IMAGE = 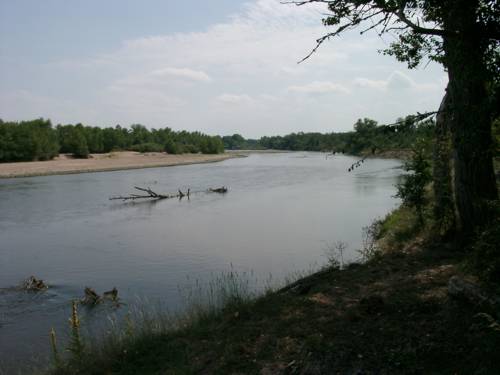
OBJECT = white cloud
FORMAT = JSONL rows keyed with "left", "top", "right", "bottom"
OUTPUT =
{"left": 387, "top": 70, "right": 414, "bottom": 89}
{"left": 288, "top": 81, "right": 350, "bottom": 95}
{"left": 150, "top": 67, "right": 212, "bottom": 82}
{"left": 353, "top": 77, "right": 387, "bottom": 90}
{"left": 1, "top": 0, "right": 447, "bottom": 137}
{"left": 0, "top": 90, "right": 98, "bottom": 124}
{"left": 216, "top": 94, "right": 253, "bottom": 105}
{"left": 353, "top": 70, "right": 442, "bottom": 92}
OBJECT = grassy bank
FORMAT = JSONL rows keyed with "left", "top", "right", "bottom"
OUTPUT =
{"left": 42, "top": 202, "right": 500, "bottom": 375}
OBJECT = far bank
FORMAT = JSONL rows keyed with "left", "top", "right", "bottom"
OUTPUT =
{"left": 0, "top": 151, "right": 246, "bottom": 179}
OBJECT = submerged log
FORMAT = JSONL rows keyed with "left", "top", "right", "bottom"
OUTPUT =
{"left": 347, "top": 157, "right": 367, "bottom": 172}
{"left": 21, "top": 276, "right": 48, "bottom": 291}
{"left": 82, "top": 287, "right": 101, "bottom": 305}
{"left": 209, "top": 186, "right": 228, "bottom": 193}
{"left": 81, "top": 286, "right": 120, "bottom": 306}
{"left": 103, "top": 287, "right": 118, "bottom": 302}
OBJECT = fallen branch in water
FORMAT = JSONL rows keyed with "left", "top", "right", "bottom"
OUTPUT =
{"left": 110, "top": 186, "right": 228, "bottom": 201}
{"left": 348, "top": 157, "right": 367, "bottom": 172}
{"left": 109, "top": 186, "right": 173, "bottom": 201}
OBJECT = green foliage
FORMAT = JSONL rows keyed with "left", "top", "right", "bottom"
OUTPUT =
{"left": 396, "top": 139, "right": 432, "bottom": 225}
{"left": 0, "top": 118, "right": 59, "bottom": 162}
{"left": 49, "top": 269, "right": 259, "bottom": 374}
{"left": 222, "top": 134, "right": 262, "bottom": 150}
{"left": 164, "top": 139, "right": 179, "bottom": 154}
{"left": 376, "top": 206, "right": 421, "bottom": 250}
{"left": 317, "top": 1, "right": 498, "bottom": 79}
{"left": 67, "top": 125, "right": 89, "bottom": 159}
{"left": 129, "top": 143, "right": 164, "bottom": 153}
{"left": 0, "top": 119, "right": 225, "bottom": 162}
{"left": 357, "top": 220, "right": 383, "bottom": 262}
{"left": 254, "top": 116, "right": 434, "bottom": 154}
{"left": 57, "top": 124, "right": 90, "bottom": 158}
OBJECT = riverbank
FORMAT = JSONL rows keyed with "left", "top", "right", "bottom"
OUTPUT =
{"left": 45, "top": 206, "right": 500, "bottom": 375}
{"left": 365, "top": 149, "right": 412, "bottom": 159}
{"left": 0, "top": 152, "right": 245, "bottom": 179}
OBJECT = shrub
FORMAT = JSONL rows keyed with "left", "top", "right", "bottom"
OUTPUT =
{"left": 128, "top": 143, "right": 164, "bottom": 153}
{"left": 164, "top": 139, "right": 178, "bottom": 154}
{"left": 70, "top": 129, "right": 90, "bottom": 158}
{"left": 0, "top": 119, "right": 59, "bottom": 162}
{"left": 396, "top": 139, "right": 432, "bottom": 225}
{"left": 468, "top": 203, "right": 500, "bottom": 283}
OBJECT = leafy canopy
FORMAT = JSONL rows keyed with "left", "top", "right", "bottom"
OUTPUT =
{"left": 290, "top": 0, "right": 499, "bottom": 75}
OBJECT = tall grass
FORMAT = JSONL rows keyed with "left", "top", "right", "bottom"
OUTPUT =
{"left": 179, "top": 267, "right": 256, "bottom": 322}
{"left": 47, "top": 266, "right": 276, "bottom": 374}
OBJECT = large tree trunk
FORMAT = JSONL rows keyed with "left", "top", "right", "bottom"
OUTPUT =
{"left": 433, "top": 89, "right": 456, "bottom": 234}
{"left": 443, "top": 0, "right": 498, "bottom": 237}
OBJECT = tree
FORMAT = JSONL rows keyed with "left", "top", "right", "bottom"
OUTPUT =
{"left": 69, "top": 126, "right": 89, "bottom": 158}
{"left": 291, "top": 0, "right": 499, "bottom": 235}
{"left": 0, "top": 119, "right": 59, "bottom": 162}
{"left": 397, "top": 139, "right": 432, "bottom": 225}
{"left": 433, "top": 92, "right": 455, "bottom": 233}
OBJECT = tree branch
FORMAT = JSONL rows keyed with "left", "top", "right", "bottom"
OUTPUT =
{"left": 393, "top": 7, "right": 448, "bottom": 37}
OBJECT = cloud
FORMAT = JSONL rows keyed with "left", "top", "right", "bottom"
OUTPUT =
{"left": 0, "top": 90, "right": 97, "bottom": 124}
{"left": 386, "top": 70, "right": 414, "bottom": 89}
{"left": 353, "top": 77, "right": 387, "bottom": 90}
{"left": 288, "top": 81, "right": 350, "bottom": 95}
{"left": 216, "top": 94, "right": 253, "bottom": 105}
{"left": 1, "top": 0, "right": 447, "bottom": 137}
{"left": 150, "top": 67, "right": 212, "bottom": 82}
{"left": 353, "top": 71, "right": 442, "bottom": 92}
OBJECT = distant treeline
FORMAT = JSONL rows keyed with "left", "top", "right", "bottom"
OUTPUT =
{"left": 0, "top": 119, "right": 224, "bottom": 162}
{"left": 223, "top": 116, "right": 435, "bottom": 155}
{"left": 2, "top": 115, "right": 465, "bottom": 163}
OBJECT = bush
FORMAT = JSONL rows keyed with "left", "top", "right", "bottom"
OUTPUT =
{"left": 182, "top": 144, "right": 200, "bottom": 154}
{"left": 164, "top": 139, "right": 179, "bottom": 154}
{"left": 396, "top": 139, "right": 432, "bottom": 225}
{"left": 70, "top": 129, "right": 90, "bottom": 158}
{"left": 468, "top": 204, "right": 500, "bottom": 283}
{"left": 128, "top": 143, "right": 164, "bottom": 153}
{"left": 0, "top": 119, "right": 59, "bottom": 162}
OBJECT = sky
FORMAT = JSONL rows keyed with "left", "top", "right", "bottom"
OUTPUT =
{"left": 0, "top": 0, "right": 448, "bottom": 138}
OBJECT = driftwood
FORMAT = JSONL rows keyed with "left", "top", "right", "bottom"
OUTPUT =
{"left": 110, "top": 186, "right": 170, "bottom": 201}
{"left": 348, "top": 157, "right": 367, "bottom": 172}
{"left": 82, "top": 287, "right": 100, "bottom": 305}
{"left": 21, "top": 276, "right": 48, "bottom": 291}
{"left": 110, "top": 186, "right": 227, "bottom": 201}
{"left": 103, "top": 287, "right": 118, "bottom": 301}
{"left": 209, "top": 186, "right": 228, "bottom": 193}
{"left": 81, "top": 286, "right": 119, "bottom": 306}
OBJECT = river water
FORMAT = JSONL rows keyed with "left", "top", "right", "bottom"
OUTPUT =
{"left": 0, "top": 152, "right": 401, "bottom": 372}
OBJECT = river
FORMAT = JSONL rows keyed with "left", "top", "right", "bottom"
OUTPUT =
{"left": 0, "top": 152, "right": 401, "bottom": 372}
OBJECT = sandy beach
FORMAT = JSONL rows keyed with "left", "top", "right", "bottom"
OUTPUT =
{"left": 0, "top": 151, "right": 244, "bottom": 178}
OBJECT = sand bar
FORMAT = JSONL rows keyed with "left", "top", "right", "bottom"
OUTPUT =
{"left": 0, "top": 151, "right": 244, "bottom": 179}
